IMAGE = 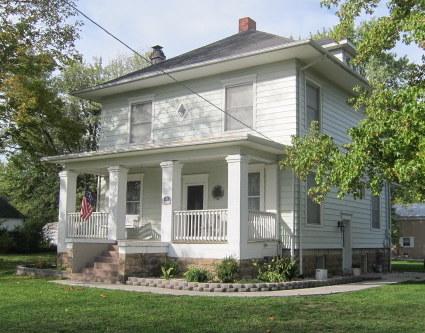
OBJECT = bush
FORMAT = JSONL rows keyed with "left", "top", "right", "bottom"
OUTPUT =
{"left": 184, "top": 266, "right": 210, "bottom": 282}
{"left": 0, "top": 230, "right": 16, "bottom": 253}
{"left": 216, "top": 257, "right": 239, "bottom": 282}
{"left": 160, "top": 260, "right": 179, "bottom": 279}
{"left": 255, "top": 256, "right": 297, "bottom": 282}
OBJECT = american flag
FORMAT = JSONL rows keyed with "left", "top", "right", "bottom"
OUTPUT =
{"left": 80, "top": 191, "right": 96, "bottom": 221}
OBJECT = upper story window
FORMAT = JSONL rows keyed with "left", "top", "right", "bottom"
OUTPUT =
{"left": 371, "top": 195, "right": 380, "bottom": 229}
{"left": 307, "top": 174, "right": 321, "bottom": 225}
{"left": 306, "top": 82, "right": 320, "bottom": 129}
{"left": 225, "top": 83, "right": 253, "bottom": 131}
{"left": 130, "top": 101, "right": 152, "bottom": 143}
{"left": 248, "top": 172, "right": 261, "bottom": 211}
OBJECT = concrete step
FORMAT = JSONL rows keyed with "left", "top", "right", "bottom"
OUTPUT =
{"left": 94, "top": 262, "right": 119, "bottom": 271}
{"left": 96, "top": 255, "right": 118, "bottom": 263}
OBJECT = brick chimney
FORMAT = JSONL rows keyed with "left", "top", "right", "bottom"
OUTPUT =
{"left": 239, "top": 17, "right": 256, "bottom": 33}
{"left": 149, "top": 45, "right": 166, "bottom": 64}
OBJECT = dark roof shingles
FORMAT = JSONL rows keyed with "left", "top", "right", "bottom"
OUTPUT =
{"left": 104, "top": 30, "right": 293, "bottom": 86}
{"left": 0, "top": 197, "right": 25, "bottom": 219}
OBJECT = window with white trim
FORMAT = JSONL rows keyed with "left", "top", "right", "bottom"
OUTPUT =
{"left": 371, "top": 195, "right": 380, "bottom": 229}
{"left": 126, "top": 180, "right": 141, "bottom": 215}
{"left": 225, "top": 83, "right": 253, "bottom": 131}
{"left": 248, "top": 172, "right": 261, "bottom": 211}
{"left": 306, "top": 82, "right": 320, "bottom": 128}
{"left": 400, "top": 237, "right": 414, "bottom": 248}
{"left": 307, "top": 174, "right": 321, "bottom": 225}
{"left": 130, "top": 101, "right": 152, "bottom": 143}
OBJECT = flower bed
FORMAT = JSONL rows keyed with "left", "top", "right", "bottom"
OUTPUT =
{"left": 126, "top": 275, "right": 380, "bottom": 293}
{"left": 16, "top": 265, "right": 69, "bottom": 279}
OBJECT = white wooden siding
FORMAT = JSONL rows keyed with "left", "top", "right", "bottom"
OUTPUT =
{"left": 298, "top": 69, "right": 387, "bottom": 250}
{"left": 99, "top": 60, "right": 297, "bottom": 149}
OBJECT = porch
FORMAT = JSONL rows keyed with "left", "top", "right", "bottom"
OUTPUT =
{"left": 51, "top": 135, "right": 291, "bottom": 274}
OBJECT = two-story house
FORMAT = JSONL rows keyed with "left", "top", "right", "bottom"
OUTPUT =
{"left": 43, "top": 17, "right": 391, "bottom": 282}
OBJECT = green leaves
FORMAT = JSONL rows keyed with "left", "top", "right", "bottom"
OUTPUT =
{"left": 284, "top": 1, "right": 424, "bottom": 203}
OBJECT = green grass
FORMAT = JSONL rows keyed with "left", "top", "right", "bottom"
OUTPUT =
{"left": 392, "top": 259, "right": 425, "bottom": 272}
{"left": 1, "top": 254, "right": 425, "bottom": 333}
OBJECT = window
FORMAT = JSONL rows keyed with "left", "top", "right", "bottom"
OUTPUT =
{"left": 126, "top": 180, "right": 141, "bottom": 215}
{"left": 401, "top": 237, "right": 414, "bottom": 248}
{"left": 371, "top": 195, "right": 380, "bottom": 229}
{"left": 130, "top": 101, "right": 152, "bottom": 143}
{"left": 403, "top": 237, "right": 411, "bottom": 247}
{"left": 248, "top": 172, "right": 260, "bottom": 211}
{"left": 306, "top": 82, "right": 320, "bottom": 129}
{"left": 307, "top": 174, "right": 321, "bottom": 225}
{"left": 225, "top": 83, "right": 253, "bottom": 131}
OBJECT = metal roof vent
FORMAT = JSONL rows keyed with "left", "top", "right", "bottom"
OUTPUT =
{"left": 149, "top": 45, "right": 166, "bottom": 64}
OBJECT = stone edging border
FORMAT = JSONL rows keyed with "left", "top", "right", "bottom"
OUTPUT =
{"left": 126, "top": 275, "right": 380, "bottom": 292}
{"left": 16, "top": 265, "right": 70, "bottom": 279}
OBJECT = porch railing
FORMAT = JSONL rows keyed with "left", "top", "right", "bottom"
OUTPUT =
{"left": 66, "top": 212, "right": 109, "bottom": 239}
{"left": 173, "top": 209, "right": 228, "bottom": 243}
{"left": 248, "top": 211, "right": 278, "bottom": 241}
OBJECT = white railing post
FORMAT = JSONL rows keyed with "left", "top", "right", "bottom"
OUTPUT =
{"left": 248, "top": 211, "right": 278, "bottom": 241}
{"left": 172, "top": 209, "right": 228, "bottom": 243}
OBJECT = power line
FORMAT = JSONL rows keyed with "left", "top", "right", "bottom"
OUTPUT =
{"left": 66, "top": 1, "right": 273, "bottom": 141}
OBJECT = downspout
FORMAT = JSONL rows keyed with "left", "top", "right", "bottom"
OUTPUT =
{"left": 295, "top": 61, "right": 303, "bottom": 275}
{"left": 387, "top": 183, "right": 392, "bottom": 272}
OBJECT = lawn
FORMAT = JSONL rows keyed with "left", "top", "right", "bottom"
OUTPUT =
{"left": 1, "top": 254, "right": 425, "bottom": 333}
{"left": 391, "top": 259, "right": 425, "bottom": 272}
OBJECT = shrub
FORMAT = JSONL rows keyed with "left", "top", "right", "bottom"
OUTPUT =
{"left": 184, "top": 266, "right": 210, "bottom": 282}
{"left": 255, "top": 256, "right": 297, "bottom": 282}
{"left": 160, "top": 260, "right": 179, "bottom": 279}
{"left": 216, "top": 257, "right": 239, "bottom": 282}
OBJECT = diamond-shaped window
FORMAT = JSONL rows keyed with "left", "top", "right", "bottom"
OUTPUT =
{"left": 177, "top": 104, "right": 187, "bottom": 118}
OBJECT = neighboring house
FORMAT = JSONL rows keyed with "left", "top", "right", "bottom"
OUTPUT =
{"left": 0, "top": 197, "right": 25, "bottom": 231}
{"left": 42, "top": 222, "right": 58, "bottom": 247}
{"left": 43, "top": 17, "right": 391, "bottom": 281}
{"left": 394, "top": 204, "right": 425, "bottom": 259}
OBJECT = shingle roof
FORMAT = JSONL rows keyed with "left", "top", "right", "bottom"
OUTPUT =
{"left": 103, "top": 30, "right": 293, "bottom": 86}
{"left": 0, "top": 197, "right": 25, "bottom": 219}
{"left": 394, "top": 204, "right": 425, "bottom": 218}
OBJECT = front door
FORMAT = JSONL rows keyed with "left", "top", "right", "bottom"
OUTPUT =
{"left": 187, "top": 185, "right": 204, "bottom": 210}
{"left": 341, "top": 215, "right": 352, "bottom": 274}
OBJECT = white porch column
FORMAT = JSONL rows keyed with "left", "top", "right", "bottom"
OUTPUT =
{"left": 160, "top": 161, "right": 182, "bottom": 243}
{"left": 58, "top": 170, "right": 77, "bottom": 253}
{"left": 107, "top": 166, "right": 128, "bottom": 241}
{"left": 265, "top": 163, "right": 280, "bottom": 238}
{"left": 226, "top": 154, "right": 249, "bottom": 259}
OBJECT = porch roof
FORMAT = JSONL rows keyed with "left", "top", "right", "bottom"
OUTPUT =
{"left": 41, "top": 133, "right": 285, "bottom": 165}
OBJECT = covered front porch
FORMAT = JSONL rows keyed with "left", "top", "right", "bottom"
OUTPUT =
{"left": 49, "top": 134, "right": 289, "bottom": 274}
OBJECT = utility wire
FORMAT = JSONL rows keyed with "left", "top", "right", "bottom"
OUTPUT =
{"left": 66, "top": 1, "right": 273, "bottom": 141}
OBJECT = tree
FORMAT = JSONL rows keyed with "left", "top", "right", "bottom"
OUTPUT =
{"left": 282, "top": 0, "right": 425, "bottom": 203}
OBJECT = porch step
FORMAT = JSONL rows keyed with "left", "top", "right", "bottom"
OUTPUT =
{"left": 71, "top": 244, "right": 121, "bottom": 284}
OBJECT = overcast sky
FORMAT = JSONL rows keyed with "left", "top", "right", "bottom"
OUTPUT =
{"left": 76, "top": 0, "right": 422, "bottom": 65}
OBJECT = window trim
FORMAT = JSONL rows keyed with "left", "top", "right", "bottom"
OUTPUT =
{"left": 128, "top": 95, "right": 154, "bottom": 144}
{"left": 305, "top": 174, "right": 323, "bottom": 227}
{"left": 304, "top": 78, "right": 322, "bottom": 132}
{"left": 182, "top": 174, "right": 209, "bottom": 210}
{"left": 370, "top": 194, "right": 381, "bottom": 230}
{"left": 248, "top": 164, "right": 265, "bottom": 211}
{"left": 221, "top": 74, "right": 257, "bottom": 133}
{"left": 125, "top": 173, "right": 144, "bottom": 227}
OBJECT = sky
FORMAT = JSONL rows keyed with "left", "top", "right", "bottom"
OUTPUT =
{"left": 76, "top": 0, "right": 423, "bottom": 65}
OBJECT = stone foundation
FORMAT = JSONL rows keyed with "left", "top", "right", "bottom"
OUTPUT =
{"left": 57, "top": 251, "right": 72, "bottom": 272}
{"left": 119, "top": 253, "right": 167, "bottom": 280}
{"left": 298, "top": 248, "right": 390, "bottom": 277}
{"left": 298, "top": 249, "right": 343, "bottom": 277}
{"left": 352, "top": 248, "right": 390, "bottom": 273}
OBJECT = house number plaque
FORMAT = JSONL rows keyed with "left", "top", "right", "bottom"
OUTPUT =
{"left": 163, "top": 196, "right": 171, "bottom": 205}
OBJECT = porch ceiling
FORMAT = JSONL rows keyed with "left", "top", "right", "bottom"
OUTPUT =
{"left": 42, "top": 134, "right": 285, "bottom": 173}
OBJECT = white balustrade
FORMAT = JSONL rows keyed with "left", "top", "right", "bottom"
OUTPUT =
{"left": 248, "top": 211, "right": 278, "bottom": 241}
{"left": 173, "top": 209, "right": 228, "bottom": 242}
{"left": 66, "top": 212, "right": 109, "bottom": 239}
